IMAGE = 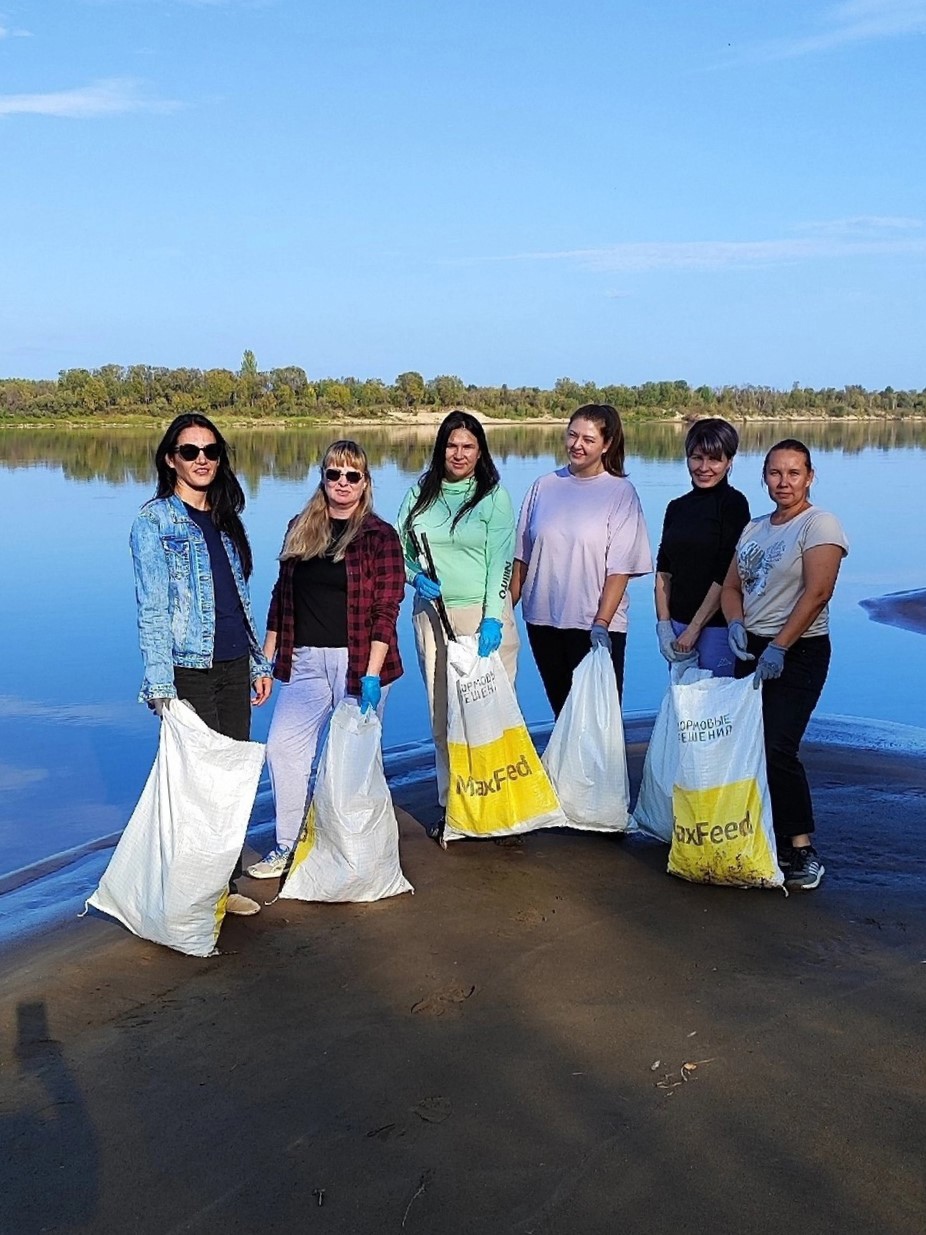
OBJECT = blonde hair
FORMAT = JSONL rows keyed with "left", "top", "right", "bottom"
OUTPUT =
{"left": 280, "top": 440, "right": 373, "bottom": 562}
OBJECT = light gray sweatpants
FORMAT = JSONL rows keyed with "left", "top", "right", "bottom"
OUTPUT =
{"left": 266, "top": 646, "right": 389, "bottom": 848}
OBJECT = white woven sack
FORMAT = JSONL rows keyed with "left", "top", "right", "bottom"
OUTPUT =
{"left": 632, "top": 663, "right": 712, "bottom": 842}
{"left": 280, "top": 699, "right": 413, "bottom": 903}
{"left": 87, "top": 699, "right": 266, "bottom": 957}
{"left": 541, "top": 646, "right": 631, "bottom": 832}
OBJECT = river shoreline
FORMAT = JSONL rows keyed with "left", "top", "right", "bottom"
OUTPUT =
{"left": 3, "top": 409, "right": 925, "bottom": 431}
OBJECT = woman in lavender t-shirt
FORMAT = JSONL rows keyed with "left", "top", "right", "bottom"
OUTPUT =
{"left": 511, "top": 404, "right": 653, "bottom": 717}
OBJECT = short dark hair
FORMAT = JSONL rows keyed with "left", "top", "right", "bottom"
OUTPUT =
{"left": 684, "top": 418, "right": 739, "bottom": 461}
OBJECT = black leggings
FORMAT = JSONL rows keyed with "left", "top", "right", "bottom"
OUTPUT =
{"left": 526, "top": 624, "right": 626, "bottom": 719}
{"left": 734, "top": 634, "right": 830, "bottom": 841}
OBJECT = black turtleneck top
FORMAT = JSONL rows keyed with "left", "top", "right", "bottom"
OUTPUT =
{"left": 655, "top": 477, "right": 751, "bottom": 626}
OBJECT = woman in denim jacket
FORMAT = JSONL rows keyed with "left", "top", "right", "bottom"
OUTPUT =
{"left": 130, "top": 413, "right": 273, "bottom": 915}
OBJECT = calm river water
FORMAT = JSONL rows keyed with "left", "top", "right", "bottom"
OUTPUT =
{"left": 1, "top": 420, "right": 924, "bottom": 882}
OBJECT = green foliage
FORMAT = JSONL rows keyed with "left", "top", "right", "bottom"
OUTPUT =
{"left": 0, "top": 364, "right": 923, "bottom": 422}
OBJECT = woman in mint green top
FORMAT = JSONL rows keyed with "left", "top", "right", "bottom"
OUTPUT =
{"left": 397, "top": 411, "right": 520, "bottom": 827}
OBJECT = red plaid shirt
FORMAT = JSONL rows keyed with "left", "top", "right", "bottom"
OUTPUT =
{"left": 266, "top": 512, "right": 404, "bottom": 696}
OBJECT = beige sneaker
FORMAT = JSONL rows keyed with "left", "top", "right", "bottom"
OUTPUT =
{"left": 225, "top": 892, "right": 261, "bottom": 916}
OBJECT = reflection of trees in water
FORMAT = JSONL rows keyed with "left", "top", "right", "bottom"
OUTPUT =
{"left": 1, "top": 420, "right": 924, "bottom": 485}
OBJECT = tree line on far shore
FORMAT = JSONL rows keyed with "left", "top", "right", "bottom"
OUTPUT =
{"left": 2, "top": 350, "right": 923, "bottom": 421}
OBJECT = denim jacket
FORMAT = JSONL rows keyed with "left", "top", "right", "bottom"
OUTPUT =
{"left": 130, "top": 495, "right": 272, "bottom": 703}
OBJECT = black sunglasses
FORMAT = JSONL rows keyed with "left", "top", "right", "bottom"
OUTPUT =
{"left": 325, "top": 468, "right": 364, "bottom": 484}
{"left": 174, "top": 442, "right": 222, "bottom": 462}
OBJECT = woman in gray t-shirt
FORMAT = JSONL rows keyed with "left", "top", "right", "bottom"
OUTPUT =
{"left": 721, "top": 439, "right": 848, "bottom": 892}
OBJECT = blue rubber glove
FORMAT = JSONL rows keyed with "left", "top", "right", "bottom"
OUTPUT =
{"left": 360, "top": 674, "right": 381, "bottom": 714}
{"left": 728, "top": 620, "right": 755, "bottom": 662}
{"left": 752, "top": 644, "right": 786, "bottom": 689}
{"left": 656, "top": 620, "right": 697, "bottom": 664}
{"left": 413, "top": 571, "right": 442, "bottom": 600}
{"left": 590, "top": 622, "right": 611, "bottom": 650}
{"left": 477, "top": 617, "right": 503, "bottom": 658}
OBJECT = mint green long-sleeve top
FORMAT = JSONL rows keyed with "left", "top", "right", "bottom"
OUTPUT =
{"left": 396, "top": 480, "right": 516, "bottom": 621}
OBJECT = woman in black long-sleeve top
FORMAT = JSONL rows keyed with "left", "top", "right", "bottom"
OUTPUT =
{"left": 654, "top": 418, "right": 750, "bottom": 675}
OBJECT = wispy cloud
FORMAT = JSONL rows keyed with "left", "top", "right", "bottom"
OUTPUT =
{"left": 0, "top": 25, "right": 32, "bottom": 38}
{"left": 0, "top": 77, "right": 181, "bottom": 119}
{"left": 498, "top": 217, "right": 926, "bottom": 274}
{"left": 81, "top": 0, "right": 274, "bottom": 7}
{"left": 761, "top": 0, "right": 926, "bottom": 60}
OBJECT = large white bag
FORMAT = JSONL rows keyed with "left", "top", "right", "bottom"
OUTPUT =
{"left": 87, "top": 699, "right": 266, "bottom": 956}
{"left": 631, "top": 663, "right": 712, "bottom": 841}
{"left": 666, "top": 675, "right": 783, "bottom": 889}
{"left": 280, "top": 699, "right": 413, "bottom": 902}
{"left": 541, "top": 646, "right": 631, "bottom": 832}
{"left": 444, "top": 637, "right": 566, "bottom": 841}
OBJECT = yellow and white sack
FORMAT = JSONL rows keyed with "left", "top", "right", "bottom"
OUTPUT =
{"left": 281, "top": 699, "right": 413, "bottom": 902}
{"left": 632, "top": 663, "right": 712, "bottom": 842}
{"left": 86, "top": 699, "right": 266, "bottom": 956}
{"left": 667, "top": 675, "right": 783, "bottom": 889}
{"left": 445, "top": 636, "right": 566, "bottom": 841}
{"left": 542, "top": 646, "right": 631, "bottom": 832}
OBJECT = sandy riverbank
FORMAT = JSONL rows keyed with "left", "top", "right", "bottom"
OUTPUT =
{"left": 1, "top": 734, "right": 925, "bottom": 1234}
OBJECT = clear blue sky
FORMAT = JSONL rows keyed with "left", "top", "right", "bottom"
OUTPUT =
{"left": 2, "top": 0, "right": 924, "bottom": 388}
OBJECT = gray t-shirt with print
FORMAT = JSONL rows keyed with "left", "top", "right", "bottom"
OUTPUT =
{"left": 735, "top": 507, "right": 848, "bottom": 639}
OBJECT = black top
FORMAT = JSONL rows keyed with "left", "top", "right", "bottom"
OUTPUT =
{"left": 655, "top": 478, "right": 750, "bottom": 626}
{"left": 183, "top": 504, "right": 250, "bottom": 661}
{"left": 293, "top": 519, "right": 350, "bottom": 648}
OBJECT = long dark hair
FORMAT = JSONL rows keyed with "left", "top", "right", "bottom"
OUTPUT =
{"left": 404, "top": 410, "right": 500, "bottom": 534}
{"left": 569, "top": 404, "right": 626, "bottom": 477}
{"left": 154, "top": 413, "right": 254, "bottom": 579}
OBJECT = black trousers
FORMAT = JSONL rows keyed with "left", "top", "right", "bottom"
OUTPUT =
{"left": 734, "top": 634, "right": 831, "bottom": 841}
{"left": 174, "top": 655, "right": 251, "bottom": 888}
{"left": 526, "top": 624, "right": 626, "bottom": 719}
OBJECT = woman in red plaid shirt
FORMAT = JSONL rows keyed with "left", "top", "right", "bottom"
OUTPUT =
{"left": 247, "top": 440, "right": 405, "bottom": 879}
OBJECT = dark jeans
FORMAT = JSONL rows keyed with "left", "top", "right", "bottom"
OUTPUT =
{"left": 174, "top": 655, "right": 251, "bottom": 888}
{"left": 734, "top": 634, "right": 831, "bottom": 841}
{"left": 526, "top": 624, "right": 626, "bottom": 719}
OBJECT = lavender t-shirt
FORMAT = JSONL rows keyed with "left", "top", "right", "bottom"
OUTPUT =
{"left": 515, "top": 468, "right": 654, "bottom": 633}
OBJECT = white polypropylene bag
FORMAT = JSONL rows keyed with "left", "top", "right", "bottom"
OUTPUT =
{"left": 631, "top": 663, "right": 712, "bottom": 842}
{"left": 541, "top": 646, "right": 631, "bottom": 832}
{"left": 280, "top": 699, "right": 413, "bottom": 902}
{"left": 87, "top": 699, "right": 266, "bottom": 956}
{"left": 667, "top": 675, "right": 783, "bottom": 889}
{"left": 444, "top": 637, "right": 567, "bottom": 842}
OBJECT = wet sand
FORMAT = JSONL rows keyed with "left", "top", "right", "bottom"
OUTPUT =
{"left": 860, "top": 588, "right": 926, "bottom": 636}
{"left": 2, "top": 737, "right": 925, "bottom": 1234}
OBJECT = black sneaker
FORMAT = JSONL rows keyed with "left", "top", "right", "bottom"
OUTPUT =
{"left": 776, "top": 843, "right": 794, "bottom": 871}
{"left": 425, "top": 816, "right": 445, "bottom": 843}
{"left": 785, "top": 845, "right": 825, "bottom": 890}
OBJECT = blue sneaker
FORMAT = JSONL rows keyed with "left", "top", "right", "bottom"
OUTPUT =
{"left": 246, "top": 844, "right": 292, "bottom": 879}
